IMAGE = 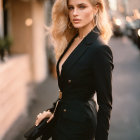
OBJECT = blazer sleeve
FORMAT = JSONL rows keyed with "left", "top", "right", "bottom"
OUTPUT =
{"left": 91, "top": 45, "right": 114, "bottom": 140}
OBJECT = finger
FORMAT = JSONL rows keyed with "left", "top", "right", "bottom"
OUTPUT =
{"left": 47, "top": 111, "right": 52, "bottom": 116}
{"left": 35, "top": 120, "right": 39, "bottom": 126}
{"left": 37, "top": 113, "right": 42, "bottom": 118}
{"left": 35, "top": 118, "right": 42, "bottom": 126}
{"left": 42, "top": 111, "right": 48, "bottom": 116}
{"left": 38, "top": 113, "right": 42, "bottom": 116}
{"left": 35, "top": 117, "right": 42, "bottom": 126}
{"left": 45, "top": 111, "right": 52, "bottom": 116}
{"left": 42, "top": 111, "right": 51, "bottom": 118}
{"left": 43, "top": 111, "right": 47, "bottom": 113}
{"left": 47, "top": 114, "right": 54, "bottom": 123}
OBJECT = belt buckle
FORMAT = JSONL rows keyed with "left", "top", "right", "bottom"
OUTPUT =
{"left": 59, "top": 89, "right": 62, "bottom": 99}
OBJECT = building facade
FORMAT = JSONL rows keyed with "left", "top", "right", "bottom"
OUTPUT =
{"left": 117, "top": 0, "right": 140, "bottom": 15}
{"left": 0, "top": 0, "right": 51, "bottom": 139}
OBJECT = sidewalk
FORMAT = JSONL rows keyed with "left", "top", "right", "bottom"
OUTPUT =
{"left": 3, "top": 75, "right": 59, "bottom": 140}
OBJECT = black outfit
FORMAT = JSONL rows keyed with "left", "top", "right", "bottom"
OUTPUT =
{"left": 46, "top": 26, "right": 114, "bottom": 140}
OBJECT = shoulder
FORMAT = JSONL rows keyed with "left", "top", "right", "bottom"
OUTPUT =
{"left": 88, "top": 36, "right": 113, "bottom": 59}
{"left": 87, "top": 37, "right": 114, "bottom": 70}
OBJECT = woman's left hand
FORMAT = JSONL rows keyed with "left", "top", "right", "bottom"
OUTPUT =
{"left": 35, "top": 110, "right": 53, "bottom": 126}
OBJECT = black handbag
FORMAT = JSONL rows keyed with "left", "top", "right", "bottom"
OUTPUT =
{"left": 24, "top": 117, "right": 55, "bottom": 140}
{"left": 24, "top": 99, "right": 61, "bottom": 140}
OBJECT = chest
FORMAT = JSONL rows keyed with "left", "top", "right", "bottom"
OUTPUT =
{"left": 59, "top": 46, "right": 93, "bottom": 80}
{"left": 57, "top": 48, "right": 95, "bottom": 91}
{"left": 59, "top": 38, "right": 83, "bottom": 76}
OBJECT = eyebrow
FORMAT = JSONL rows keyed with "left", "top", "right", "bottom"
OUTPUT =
{"left": 68, "top": 3, "right": 87, "bottom": 6}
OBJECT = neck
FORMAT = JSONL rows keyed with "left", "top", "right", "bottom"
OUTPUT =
{"left": 78, "top": 23, "right": 96, "bottom": 39}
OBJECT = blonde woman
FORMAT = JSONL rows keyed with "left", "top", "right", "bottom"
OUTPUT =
{"left": 35, "top": 0, "right": 114, "bottom": 139}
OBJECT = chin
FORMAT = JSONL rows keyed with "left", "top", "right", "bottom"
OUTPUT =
{"left": 72, "top": 23, "right": 88, "bottom": 29}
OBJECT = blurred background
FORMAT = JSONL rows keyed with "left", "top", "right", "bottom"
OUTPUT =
{"left": 0, "top": 0, "right": 140, "bottom": 140}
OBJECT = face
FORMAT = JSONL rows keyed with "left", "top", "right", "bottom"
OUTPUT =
{"left": 68, "top": 0, "right": 98, "bottom": 29}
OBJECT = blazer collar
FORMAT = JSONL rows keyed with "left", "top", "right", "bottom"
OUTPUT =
{"left": 56, "top": 25, "right": 100, "bottom": 79}
{"left": 85, "top": 25, "right": 100, "bottom": 45}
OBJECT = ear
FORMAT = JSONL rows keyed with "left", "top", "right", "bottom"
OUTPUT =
{"left": 93, "top": 4, "right": 99, "bottom": 15}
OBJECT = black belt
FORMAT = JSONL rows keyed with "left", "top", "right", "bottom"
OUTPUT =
{"left": 59, "top": 89, "right": 94, "bottom": 102}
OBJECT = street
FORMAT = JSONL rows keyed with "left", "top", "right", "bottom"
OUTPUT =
{"left": 109, "top": 36, "right": 140, "bottom": 140}
{"left": 3, "top": 36, "right": 140, "bottom": 140}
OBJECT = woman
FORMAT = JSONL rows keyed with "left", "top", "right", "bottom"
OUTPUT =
{"left": 35, "top": 0, "right": 114, "bottom": 139}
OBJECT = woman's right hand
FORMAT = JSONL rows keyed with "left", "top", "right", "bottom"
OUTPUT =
{"left": 35, "top": 110, "right": 53, "bottom": 126}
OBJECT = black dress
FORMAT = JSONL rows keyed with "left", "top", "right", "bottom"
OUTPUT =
{"left": 46, "top": 26, "right": 114, "bottom": 140}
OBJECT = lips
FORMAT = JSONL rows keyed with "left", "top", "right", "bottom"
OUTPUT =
{"left": 73, "top": 19, "right": 81, "bottom": 21}
{"left": 73, "top": 19, "right": 81, "bottom": 23}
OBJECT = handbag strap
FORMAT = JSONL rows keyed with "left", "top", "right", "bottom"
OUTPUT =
{"left": 53, "top": 99, "right": 61, "bottom": 115}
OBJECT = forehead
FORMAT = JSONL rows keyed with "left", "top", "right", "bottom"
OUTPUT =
{"left": 68, "top": 0, "right": 91, "bottom": 5}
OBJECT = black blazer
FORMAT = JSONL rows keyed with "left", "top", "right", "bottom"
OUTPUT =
{"left": 47, "top": 26, "right": 114, "bottom": 140}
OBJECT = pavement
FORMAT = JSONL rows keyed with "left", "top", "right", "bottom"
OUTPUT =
{"left": 2, "top": 75, "right": 59, "bottom": 140}
{"left": 2, "top": 36, "right": 140, "bottom": 140}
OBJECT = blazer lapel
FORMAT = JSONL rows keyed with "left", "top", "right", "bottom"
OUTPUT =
{"left": 56, "top": 26, "right": 100, "bottom": 79}
{"left": 56, "top": 33, "right": 79, "bottom": 79}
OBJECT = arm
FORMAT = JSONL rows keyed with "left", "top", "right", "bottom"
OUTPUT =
{"left": 91, "top": 45, "right": 114, "bottom": 140}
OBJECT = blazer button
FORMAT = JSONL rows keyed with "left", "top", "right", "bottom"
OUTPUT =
{"left": 63, "top": 109, "right": 67, "bottom": 112}
{"left": 68, "top": 80, "right": 71, "bottom": 83}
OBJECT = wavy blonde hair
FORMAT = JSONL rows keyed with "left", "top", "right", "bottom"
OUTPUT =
{"left": 47, "top": 0, "right": 112, "bottom": 61}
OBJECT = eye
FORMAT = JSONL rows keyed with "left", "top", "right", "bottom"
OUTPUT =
{"left": 68, "top": 6, "right": 74, "bottom": 10}
{"left": 79, "top": 5, "right": 86, "bottom": 9}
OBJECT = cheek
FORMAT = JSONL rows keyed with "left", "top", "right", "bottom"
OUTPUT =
{"left": 82, "top": 10, "right": 93, "bottom": 21}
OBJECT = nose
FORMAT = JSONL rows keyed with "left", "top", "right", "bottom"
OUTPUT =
{"left": 73, "top": 8, "right": 78, "bottom": 16}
